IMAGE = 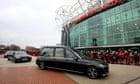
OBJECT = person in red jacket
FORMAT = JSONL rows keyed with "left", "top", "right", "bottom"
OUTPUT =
{"left": 118, "top": 50, "right": 125, "bottom": 64}
{"left": 134, "top": 51, "right": 139, "bottom": 65}
{"left": 124, "top": 50, "right": 129, "bottom": 65}
{"left": 129, "top": 50, "right": 134, "bottom": 65}
{"left": 138, "top": 51, "right": 140, "bottom": 65}
{"left": 111, "top": 50, "right": 117, "bottom": 64}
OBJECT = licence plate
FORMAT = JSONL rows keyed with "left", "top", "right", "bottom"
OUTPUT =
{"left": 22, "top": 58, "right": 28, "bottom": 61}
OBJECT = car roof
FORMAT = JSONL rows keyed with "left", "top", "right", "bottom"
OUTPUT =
{"left": 6, "top": 50, "right": 14, "bottom": 53}
{"left": 6, "top": 50, "right": 26, "bottom": 53}
{"left": 41, "top": 45, "right": 67, "bottom": 48}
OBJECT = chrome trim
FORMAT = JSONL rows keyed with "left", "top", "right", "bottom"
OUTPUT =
{"left": 47, "top": 66, "right": 84, "bottom": 74}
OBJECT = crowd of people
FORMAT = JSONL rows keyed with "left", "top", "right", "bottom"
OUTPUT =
{"left": 81, "top": 48, "right": 140, "bottom": 65}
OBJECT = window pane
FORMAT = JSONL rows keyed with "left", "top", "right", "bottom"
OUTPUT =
{"left": 55, "top": 48, "right": 64, "bottom": 57}
{"left": 41, "top": 48, "right": 54, "bottom": 57}
{"left": 66, "top": 50, "right": 76, "bottom": 58}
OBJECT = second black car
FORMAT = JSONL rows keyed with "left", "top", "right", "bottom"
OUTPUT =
{"left": 7, "top": 51, "right": 32, "bottom": 63}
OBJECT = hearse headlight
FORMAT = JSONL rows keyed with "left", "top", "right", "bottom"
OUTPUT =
{"left": 99, "top": 64, "right": 106, "bottom": 68}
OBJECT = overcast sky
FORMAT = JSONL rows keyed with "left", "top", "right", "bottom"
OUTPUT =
{"left": 0, "top": 0, "right": 76, "bottom": 48}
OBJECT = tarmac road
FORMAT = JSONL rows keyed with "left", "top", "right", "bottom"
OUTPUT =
{"left": 0, "top": 55, "right": 140, "bottom": 84}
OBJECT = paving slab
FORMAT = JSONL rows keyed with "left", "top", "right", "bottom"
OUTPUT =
{"left": 65, "top": 64, "right": 140, "bottom": 84}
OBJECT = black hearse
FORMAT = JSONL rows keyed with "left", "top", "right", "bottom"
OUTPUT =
{"left": 36, "top": 46, "right": 109, "bottom": 79}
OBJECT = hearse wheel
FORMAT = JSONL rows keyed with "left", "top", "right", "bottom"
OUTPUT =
{"left": 39, "top": 62, "right": 46, "bottom": 70}
{"left": 87, "top": 67, "right": 98, "bottom": 79}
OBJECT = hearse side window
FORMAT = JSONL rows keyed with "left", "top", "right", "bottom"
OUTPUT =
{"left": 41, "top": 48, "right": 54, "bottom": 57}
{"left": 66, "top": 49, "right": 76, "bottom": 58}
{"left": 55, "top": 48, "right": 64, "bottom": 57}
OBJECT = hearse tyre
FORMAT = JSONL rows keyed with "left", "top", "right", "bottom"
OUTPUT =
{"left": 39, "top": 62, "right": 46, "bottom": 70}
{"left": 87, "top": 66, "right": 98, "bottom": 79}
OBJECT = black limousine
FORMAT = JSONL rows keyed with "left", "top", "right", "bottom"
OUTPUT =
{"left": 36, "top": 46, "right": 109, "bottom": 79}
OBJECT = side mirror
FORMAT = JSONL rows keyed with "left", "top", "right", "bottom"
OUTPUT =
{"left": 73, "top": 56, "right": 79, "bottom": 61}
{"left": 40, "top": 52, "right": 46, "bottom": 56}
